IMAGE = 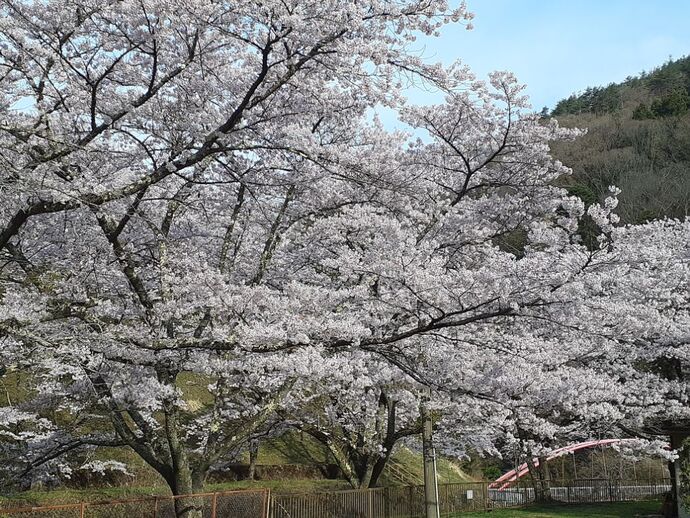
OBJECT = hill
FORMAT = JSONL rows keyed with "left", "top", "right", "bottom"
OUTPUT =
{"left": 552, "top": 56, "right": 690, "bottom": 119}
{"left": 548, "top": 55, "right": 690, "bottom": 224}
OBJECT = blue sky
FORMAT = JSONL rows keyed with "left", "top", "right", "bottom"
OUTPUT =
{"left": 402, "top": 0, "right": 690, "bottom": 111}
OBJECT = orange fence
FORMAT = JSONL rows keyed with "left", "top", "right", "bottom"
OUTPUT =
{"left": 0, "top": 488, "right": 270, "bottom": 518}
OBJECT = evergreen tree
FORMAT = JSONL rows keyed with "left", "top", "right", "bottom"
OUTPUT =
{"left": 632, "top": 102, "right": 654, "bottom": 120}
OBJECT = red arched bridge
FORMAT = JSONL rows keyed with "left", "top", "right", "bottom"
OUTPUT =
{"left": 490, "top": 439, "right": 638, "bottom": 490}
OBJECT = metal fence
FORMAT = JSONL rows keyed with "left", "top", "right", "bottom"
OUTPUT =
{"left": 270, "top": 484, "right": 489, "bottom": 518}
{"left": 269, "top": 482, "right": 508, "bottom": 517}
{"left": 488, "top": 478, "right": 671, "bottom": 508}
{"left": 0, "top": 479, "right": 670, "bottom": 517}
{"left": 544, "top": 478, "right": 671, "bottom": 504}
{"left": 0, "top": 489, "right": 270, "bottom": 518}
{"left": 270, "top": 478, "right": 670, "bottom": 518}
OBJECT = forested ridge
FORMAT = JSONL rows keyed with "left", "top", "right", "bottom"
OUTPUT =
{"left": 549, "top": 55, "right": 690, "bottom": 224}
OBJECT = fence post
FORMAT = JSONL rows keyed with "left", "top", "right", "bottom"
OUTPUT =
{"left": 567, "top": 483, "right": 571, "bottom": 504}
{"left": 264, "top": 488, "right": 271, "bottom": 518}
{"left": 384, "top": 486, "right": 390, "bottom": 518}
{"left": 80, "top": 502, "right": 86, "bottom": 518}
{"left": 211, "top": 491, "right": 217, "bottom": 518}
{"left": 153, "top": 496, "right": 158, "bottom": 518}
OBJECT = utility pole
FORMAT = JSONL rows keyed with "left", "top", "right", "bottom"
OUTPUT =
{"left": 421, "top": 387, "right": 440, "bottom": 518}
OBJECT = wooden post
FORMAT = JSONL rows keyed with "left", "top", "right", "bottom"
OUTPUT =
{"left": 80, "top": 502, "right": 86, "bottom": 518}
{"left": 152, "top": 496, "right": 158, "bottom": 518}
{"left": 409, "top": 484, "right": 414, "bottom": 515}
{"left": 384, "top": 486, "right": 390, "bottom": 518}
{"left": 264, "top": 489, "right": 271, "bottom": 518}
{"left": 211, "top": 492, "right": 217, "bottom": 518}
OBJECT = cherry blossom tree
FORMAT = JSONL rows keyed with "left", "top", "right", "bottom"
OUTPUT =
{"left": 5, "top": 0, "right": 683, "bottom": 515}
{"left": 282, "top": 350, "right": 425, "bottom": 489}
{"left": 556, "top": 218, "right": 690, "bottom": 512}
{"left": 0, "top": 0, "right": 482, "bottom": 508}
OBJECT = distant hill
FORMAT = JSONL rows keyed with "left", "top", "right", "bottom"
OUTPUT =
{"left": 548, "top": 56, "right": 690, "bottom": 224}
{"left": 552, "top": 56, "right": 690, "bottom": 118}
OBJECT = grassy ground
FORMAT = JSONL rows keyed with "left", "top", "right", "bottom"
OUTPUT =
{"left": 387, "top": 446, "right": 475, "bottom": 485}
{"left": 457, "top": 500, "right": 662, "bottom": 517}
{"left": 249, "top": 432, "right": 474, "bottom": 483}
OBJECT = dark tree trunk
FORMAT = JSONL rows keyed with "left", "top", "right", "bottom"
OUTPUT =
{"left": 368, "top": 392, "right": 399, "bottom": 488}
{"left": 369, "top": 447, "right": 393, "bottom": 488}
{"left": 248, "top": 440, "right": 259, "bottom": 481}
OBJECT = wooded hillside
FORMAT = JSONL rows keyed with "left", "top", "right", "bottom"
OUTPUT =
{"left": 550, "top": 56, "right": 690, "bottom": 223}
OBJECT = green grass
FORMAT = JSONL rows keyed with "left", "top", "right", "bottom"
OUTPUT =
{"left": 252, "top": 433, "right": 475, "bottom": 485}
{"left": 457, "top": 500, "right": 662, "bottom": 517}
{"left": 379, "top": 446, "right": 474, "bottom": 486}
{"left": 208, "top": 478, "right": 350, "bottom": 493}
{"left": 242, "top": 430, "right": 333, "bottom": 465}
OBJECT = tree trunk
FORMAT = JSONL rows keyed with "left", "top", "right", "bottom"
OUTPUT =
{"left": 325, "top": 439, "right": 361, "bottom": 488}
{"left": 356, "top": 456, "right": 377, "bottom": 489}
{"left": 370, "top": 448, "right": 393, "bottom": 488}
{"left": 526, "top": 456, "right": 552, "bottom": 503}
{"left": 369, "top": 392, "right": 398, "bottom": 488}
{"left": 159, "top": 369, "right": 204, "bottom": 518}
{"left": 171, "top": 471, "right": 204, "bottom": 518}
{"left": 248, "top": 440, "right": 259, "bottom": 481}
